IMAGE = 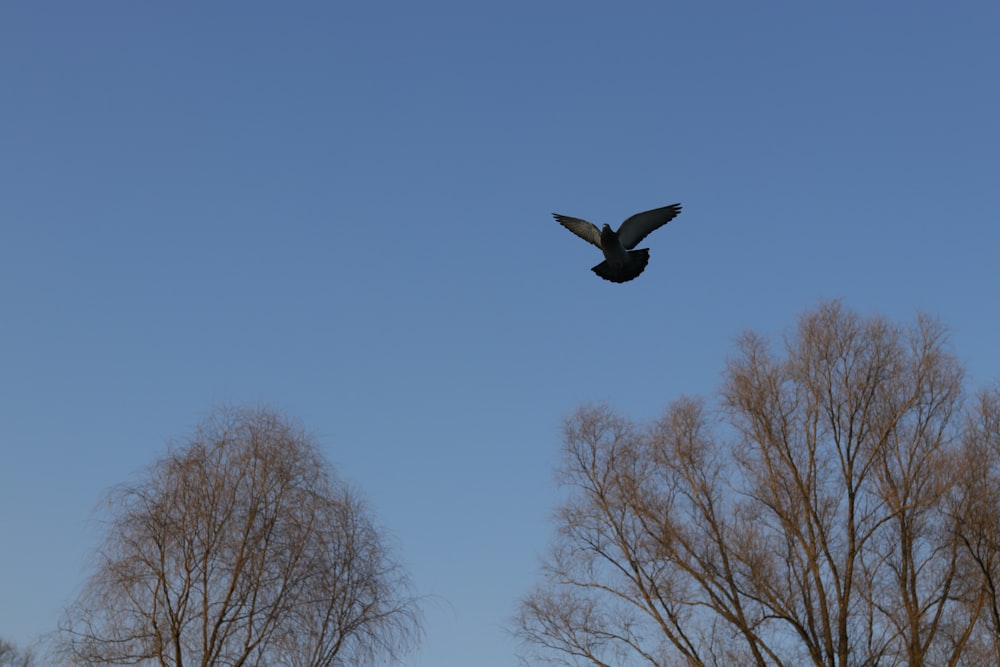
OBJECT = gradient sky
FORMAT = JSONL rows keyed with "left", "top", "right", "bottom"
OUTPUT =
{"left": 2, "top": 2, "right": 998, "bottom": 665}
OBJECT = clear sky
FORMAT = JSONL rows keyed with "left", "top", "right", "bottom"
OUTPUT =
{"left": 1, "top": 2, "right": 998, "bottom": 665}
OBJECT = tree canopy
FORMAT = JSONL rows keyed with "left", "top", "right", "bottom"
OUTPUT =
{"left": 61, "top": 406, "right": 422, "bottom": 667}
{"left": 517, "top": 300, "right": 1000, "bottom": 667}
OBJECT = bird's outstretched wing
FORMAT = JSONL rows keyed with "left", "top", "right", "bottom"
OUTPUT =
{"left": 616, "top": 203, "right": 682, "bottom": 249}
{"left": 553, "top": 213, "right": 602, "bottom": 249}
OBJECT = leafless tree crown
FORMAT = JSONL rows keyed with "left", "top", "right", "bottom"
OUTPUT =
{"left": 61, "top": 406, "right": 422, "bottom": 667}
{"left": 517, "top": 300, "right": 1000, "bottom": 667}
{"left": 0, "top": 638, "right": 38, "bottom": 667}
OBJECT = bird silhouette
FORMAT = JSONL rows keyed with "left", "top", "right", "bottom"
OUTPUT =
{"left": 553, "top": 203, "right": 682, "bottom": 283}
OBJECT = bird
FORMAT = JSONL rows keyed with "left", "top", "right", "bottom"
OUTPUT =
{"left": 553, "top": 203, "right": 682, "bottom": 283}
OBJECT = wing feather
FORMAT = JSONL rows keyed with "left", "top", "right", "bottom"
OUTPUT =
{"left": 616, "top": 203, "right": 682, "bottom": 249}
{"left": 553, "top": 213, "right": 602, "bottom": 249}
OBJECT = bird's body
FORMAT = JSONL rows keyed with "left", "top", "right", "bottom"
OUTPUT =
{"left": 553, "top": 203, "right": 682, "bottom": 283}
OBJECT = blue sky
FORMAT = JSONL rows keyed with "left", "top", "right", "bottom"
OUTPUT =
{"left": 1, "top": 2, "right": 998, "bottom": 665}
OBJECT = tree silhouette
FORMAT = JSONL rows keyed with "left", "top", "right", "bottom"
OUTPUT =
{"left": 62, "top": 406, "right": 421, "bottom": 667}
{"left": 518, "top": 301, "right": 1000, "bottom": 666}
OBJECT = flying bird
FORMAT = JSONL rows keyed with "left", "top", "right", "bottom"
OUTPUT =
{"left": 553, "top": 203, "right": 682, "bottom": 283}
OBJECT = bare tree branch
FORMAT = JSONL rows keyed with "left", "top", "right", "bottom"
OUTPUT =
{"left": 60, "top": 405, "right": 422, "bottom": 667}
{"left": 517, "top": 301, "right": 993, "bottom": 667}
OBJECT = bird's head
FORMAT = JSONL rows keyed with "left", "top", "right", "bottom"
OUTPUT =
{"left": 600, "top": 223, "right": 617, "bottom": 245}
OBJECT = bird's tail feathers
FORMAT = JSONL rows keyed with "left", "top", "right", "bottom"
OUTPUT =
{"left": 591, "top": 249, "right": 650, "bottom": 283}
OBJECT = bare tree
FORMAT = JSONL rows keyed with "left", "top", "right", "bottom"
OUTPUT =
{"left": 0, "top": 638, "right": 38, "bottom": 667}
{"left": 517, "top": 301, "right": 994, "bottom": 666}
{"left": 952, "top": 387, "right": 1000, "bottom": 662}
{"left": 61, "top": 406, "right": 421, "bottom": 667}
